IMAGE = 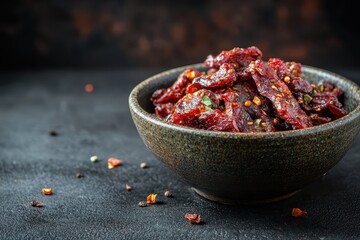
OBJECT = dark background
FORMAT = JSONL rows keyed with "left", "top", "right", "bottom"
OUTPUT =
{"left": 1, "top": 0, "right": 359, "bottom": 70}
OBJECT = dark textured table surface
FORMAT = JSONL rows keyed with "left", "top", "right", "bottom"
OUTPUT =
{"left": 0, "top": 69, "right": 359, "bottom": 240}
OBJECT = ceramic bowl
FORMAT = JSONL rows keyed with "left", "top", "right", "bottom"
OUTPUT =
{"left": 129, "top": 63, "right": 360, "bottom": 204}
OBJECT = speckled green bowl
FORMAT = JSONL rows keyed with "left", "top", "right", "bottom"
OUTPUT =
{"left": 129, "top": 63, "right": 360, "bottom": 204}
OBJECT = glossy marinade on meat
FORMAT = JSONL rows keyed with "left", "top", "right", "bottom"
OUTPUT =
{"left": 151, "top": 46, "right": 347, "bottom": 132}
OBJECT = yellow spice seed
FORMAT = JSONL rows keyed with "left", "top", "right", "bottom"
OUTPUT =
{"left": 253, "top": 96, "right": 262, "bottom": 106}
{"left": 42, "top": 187, "right": 53, "bottom": 195}
{"left": 284, "top": 76, "right": 291, "bottom": 83}
{"left": 227, "top": 69, "right": 234, "bottom": 74}
{"left": 187, "top": 71, "right": 196, "bottom": 80}
{"left": 244, "top": 100, "right": 252, "bottom": 107}
{"left": 247, "top": 121, "right": 254, "bottom": 126}
{"left": 273, "top": 118, "right": 279, "bottom": 125}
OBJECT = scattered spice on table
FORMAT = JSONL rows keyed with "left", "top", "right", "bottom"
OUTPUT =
{"left": 146, "top": 194, "right": 157, "bottom": 204}
{"left": 140, "top": 162, "right": 147, "bottom": 169}
{"left": 292, "top": 208, "right": 307, "bottom": 218}
{"left": 30, "top": 200, "right": 44, "bottom": 207}
{"left": 138, "top": 201, "right": 147, "bottom": 207}
{"left": 184, "top": 213, "right": 201, "bottom": 224}
{"left": 107, "top": 157, "right": 122, "bottom": 169}
{"left": 90, "top": 155, "right": 99, "bottom": 163}
{"left": 125, "top": 184, "right": 132, "bottom": 191}
{"left": 85, "top": 83, "right": 94, "bottom": 93}
{"left": 76, "top": 173, "right": 85, "bottom": 178}
{"left": 42, "top": 187, "right": 53, "bottom": 195}
{"left": 164, "top": 191, "right": 172, "bottom": 197}
{"left": 49, "top": 130, "right": 58, "bottom": 136}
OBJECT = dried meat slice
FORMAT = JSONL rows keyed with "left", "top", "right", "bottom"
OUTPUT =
{"left": 155, "top": 103, "right": 175, "bottom": 118}
{"left": 204, "top": 46, "right": 262, "bottom": 70}
{"left": 249, "top": 60, "right": 312, "bottom": 129}
{"left": 167, "top": 89, "right": 219, "bottom": 128}
{"left": 152, "top": 88, "right": 183, "bottom": 105}
{"left": 222, "top": 91, "right": 260, "bottom": 132}
{"left": 187, "top": 63, "right": 236, "bottom": 93}
{"left": 311, "top": 92, "right": 347, "bottom": 119}
{"left": 172, "top": 68, "right": 203, "bottom": 94}
{"left": 151, "top": 68, "right": 203, "bottom": 118}
{"left": 231, "top": 83, "right": 276, "bottom": 132}
{"left": 198, "top": 109, "right": 234, "bottom": 132}
{"left": 268, "top": 58, "right": 312, "bottom": 94}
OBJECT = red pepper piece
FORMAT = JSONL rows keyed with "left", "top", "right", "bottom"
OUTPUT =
{"left": 292, "top": 208, "right": 307, "bottom": 218}
{"left": 184, "top": 213, "right": 201, "bottom": 224}
{"left": 249, "top": 60, "right": 312, "bottom": 129}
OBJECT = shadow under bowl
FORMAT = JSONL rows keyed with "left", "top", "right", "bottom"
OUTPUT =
{"left": 129, "top": 63, "right": 360, "bottom": 204}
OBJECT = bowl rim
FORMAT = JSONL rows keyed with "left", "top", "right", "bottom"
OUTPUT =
{"left": 129, "top": 63, "right": 360, "bottom": 139}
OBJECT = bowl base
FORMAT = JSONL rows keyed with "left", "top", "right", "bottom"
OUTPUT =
{"left": 192, "top": 188, "right": 299, "bottom": 205}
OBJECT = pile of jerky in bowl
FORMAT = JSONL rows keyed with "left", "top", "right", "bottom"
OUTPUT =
{"left": 151, "top": 47, "right": 347, "bottom": 132}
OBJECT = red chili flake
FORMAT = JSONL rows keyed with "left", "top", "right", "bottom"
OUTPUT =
{"left": 146, "top": 194, "right": 157, "bottom": 204}
{"left": 30, "top": 200, "right": 44, "bottom": 207}
{"left": 42, "top": 187, "right": 53, "bottom": 195}
{"left": 125, "top": 184, "right": 132, "bottom": 191}
{"left": 292, "top": 208, "right": 307, "bottom": 218}
{"left": 85, "top": 83, "right": 94, "bottom": 93}
{"left": 107, "top": 157, "right": 122, "bottom": 169}
{"left": 184, "top": 213, "right": 201, "bottom": 224}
